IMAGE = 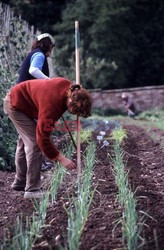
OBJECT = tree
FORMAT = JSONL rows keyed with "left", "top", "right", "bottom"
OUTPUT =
{"left": 128, "top": 0, "right": 164, "bottom": 87}
{"left": 0, "top": 0, "right": 70, "bottom": 34}
{"left": 53, "top": 0, "right": 133, "bottom": 89}
{"left": 54, "top": 0, "right": 164, "bottom": 89}
{"left": 1, "top": 0, "right": 164, "bottom": 89}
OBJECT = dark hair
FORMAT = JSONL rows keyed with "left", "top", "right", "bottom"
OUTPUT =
{"left": 67, "top": 85, "right": 92, "bottom": 118}
{"left": 31, "top": 37, "right": 54, "bottom": 54}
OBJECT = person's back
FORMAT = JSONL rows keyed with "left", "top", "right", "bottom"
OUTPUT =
{"left": 4, "top": 79, "right": 92, "bottom": 198}
{"left": 10, "top": 77, "right": 72, "bottom": 120}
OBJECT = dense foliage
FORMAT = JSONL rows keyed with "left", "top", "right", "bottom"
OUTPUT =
{"left": 0, "top": 3, "right": 37, "bottom": 170}
{"left": 1, "top": 0, "right": 69, "bottom": 34}
{"left": 1, "top": 0, "right": 164, "bottom": 89}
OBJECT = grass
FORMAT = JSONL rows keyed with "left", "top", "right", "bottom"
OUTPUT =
{"left": 136, "top": 109, "right": 164, "bottom": 132}
{"left": 137, "top": 109, "right": 164, "bottom": 122}
{"left": 92, "top": 108, "right": 164, "bottom": 127}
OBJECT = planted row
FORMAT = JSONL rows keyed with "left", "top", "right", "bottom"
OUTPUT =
{"left": 111, "top": 128, "right": 145, "bottom": 250}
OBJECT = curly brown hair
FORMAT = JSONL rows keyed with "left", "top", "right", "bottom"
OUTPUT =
{"left": 67, "top": 85, "right": 92, "bottom": 118}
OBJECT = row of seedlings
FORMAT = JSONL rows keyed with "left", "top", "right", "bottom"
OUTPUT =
{"left": 1, "top": 142, "right": 74, "bottom": 250}
{"left": 65, "top": 142, "right": 96, "bottom": 250}
{"left": 111, "top": 128, "right": 146, "bottom": 250}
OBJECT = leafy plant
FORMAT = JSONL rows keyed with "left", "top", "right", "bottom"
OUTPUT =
{"left": 0, "top": 3, "right": 38, "bottom": 170}
{"left": 111, "top": 127, "right": 127, "bottom": 144}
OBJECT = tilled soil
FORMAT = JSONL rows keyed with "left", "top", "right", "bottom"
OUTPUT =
{"left": 123, "top": 125, "right": 164, "bottom": 250}
{"left": 0, "top": 123, "right": 164, "bottom": 250}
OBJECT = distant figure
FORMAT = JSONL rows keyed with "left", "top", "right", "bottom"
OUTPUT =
{"left": 121, "top": 93, "right": 136, "bottom": 118}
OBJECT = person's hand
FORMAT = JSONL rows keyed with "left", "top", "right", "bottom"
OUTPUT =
{"left": 55, "top": 153, "right": 76, "bottom": 170}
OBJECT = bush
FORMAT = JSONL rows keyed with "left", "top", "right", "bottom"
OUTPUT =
{"left": 0, "top": 3, "right": 38, "bottom": 171}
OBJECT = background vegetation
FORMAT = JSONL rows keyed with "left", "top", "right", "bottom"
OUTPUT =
{"left": 0, "top": 3, "right": 38, "bottom": 170}
{"left": 0, "top": 1, "right": 164, "bottom": 170}
{"left": 1, "top": 0, "right": 164, "bottom": 89}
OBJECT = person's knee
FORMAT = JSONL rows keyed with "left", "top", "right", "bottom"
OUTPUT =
{"left": 25, "top": 141, "right": 41, "bottom": 155}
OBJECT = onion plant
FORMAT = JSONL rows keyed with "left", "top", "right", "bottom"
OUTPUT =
{"left": 66, "top": 142, "right": 96, "bottom": 250}
{"left": 122, "top": 191, "right": 138, "bottom": 249}
{"left": 111, "top": 128, "right": 140, "bottom": 250}
{"left": 1, "top": 163, "right": 66, "bottom": 250}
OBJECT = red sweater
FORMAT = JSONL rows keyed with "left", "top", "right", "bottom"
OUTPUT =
{"left": 10, "top": 77, "right": 72, "bottom": 160}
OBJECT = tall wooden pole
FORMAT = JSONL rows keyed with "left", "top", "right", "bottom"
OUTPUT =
{"left": 75, "top": 21, "right": 81, "bottom": 179}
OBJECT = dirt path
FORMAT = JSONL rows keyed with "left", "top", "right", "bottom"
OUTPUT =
{"left": 0, "top": 124, "right": 163, "bottom": 249}
{"left": 123, "top": 124, "right": 164, "bottom": 250}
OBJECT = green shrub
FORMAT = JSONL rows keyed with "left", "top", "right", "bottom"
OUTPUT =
{"left": 0, "top": 3, "right": 38, "bottom": 171}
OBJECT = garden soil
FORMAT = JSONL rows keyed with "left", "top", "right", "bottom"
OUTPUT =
{"left": 0, "top": 123, "right": 164, "bottom": 250}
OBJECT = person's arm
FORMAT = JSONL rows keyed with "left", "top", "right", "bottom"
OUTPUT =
{"left": 55, "top": 153, "right": 76, "bottom": 170}
{"left": 36, "top": 117, "right": 75, "bottom": 170}
{"left": 29, "top": 52, "right": 50, "bottom": 79}
{"left": 29, "top": 67, "right": 50, "bottom": 79}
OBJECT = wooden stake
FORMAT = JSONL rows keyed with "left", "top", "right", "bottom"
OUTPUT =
{"left": 75, "top": 21, "right": 81, "bottom": 179}
{"left": 75, "top": 21, "right": 80, "bottom": 85}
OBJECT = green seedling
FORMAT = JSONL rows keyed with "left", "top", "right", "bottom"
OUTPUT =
{"left": 66, "top": 142, "right": 96, "bottom": 250}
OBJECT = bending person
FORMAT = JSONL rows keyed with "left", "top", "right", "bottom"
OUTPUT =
{"left": 3, "top": 77, "right": 92, "bottom": 198}
{"left": 121, "top": 92, "right": 136, "bottom": 118}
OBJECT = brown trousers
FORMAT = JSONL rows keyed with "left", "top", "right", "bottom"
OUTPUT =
{"left": 3, "top": 93, "right": 43, "bottom": 191}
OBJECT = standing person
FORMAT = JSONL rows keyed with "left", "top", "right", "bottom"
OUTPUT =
{"left": 17, "top": 33, "right": 55, "bottom": 170}
{"left": 17, "top": 33, "right": 55, "bottom": 83}
{"left": 3, "top": 77, "right": 92, "bottom": 198}
{"left": 121, "top": 93, "right": 136, "bottom": 118}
